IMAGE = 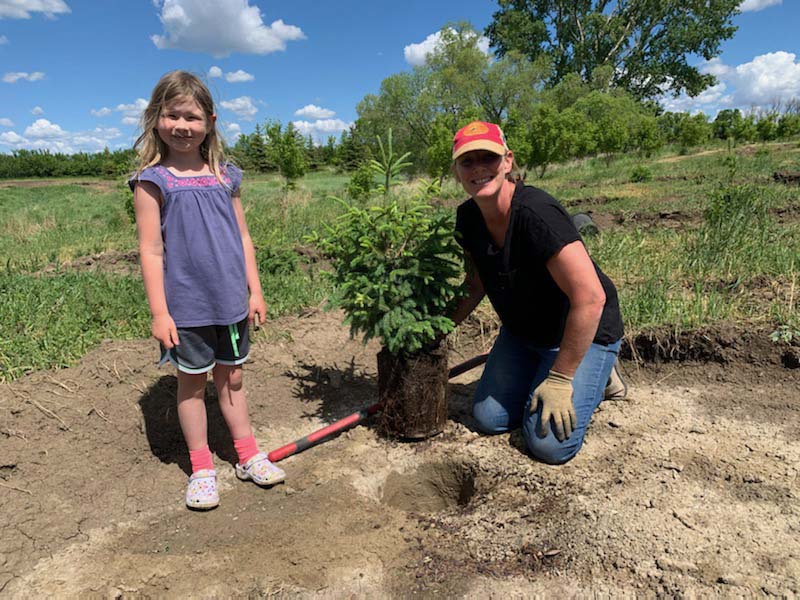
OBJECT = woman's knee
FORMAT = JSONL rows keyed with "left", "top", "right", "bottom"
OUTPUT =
{"left": 472, "top": 396, "right": 511, "bottom": 434}
{"left": 524, "top": 433, "right": 582, "bottom": 465}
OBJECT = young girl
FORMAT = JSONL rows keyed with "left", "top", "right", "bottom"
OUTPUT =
{"left": 130, "top": 70, "right": 285, "bottom": 510}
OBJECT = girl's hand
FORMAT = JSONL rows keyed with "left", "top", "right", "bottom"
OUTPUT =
{"left": 152, "top": 314, "right": 179, "bottom": 348}
{"left": 249, "top": 293, "right": 267, "bottom": 326}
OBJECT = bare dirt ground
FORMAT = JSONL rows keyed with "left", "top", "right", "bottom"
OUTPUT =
{"left": 1, "top": 310, "right": 798, "bottom": 598}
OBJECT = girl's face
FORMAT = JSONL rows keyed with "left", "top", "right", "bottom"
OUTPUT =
{"left": 454, "top": 149, "right": 513, "bottom": 200}
{"left": 156, "top": 96, "right": 214, "bottom": 157}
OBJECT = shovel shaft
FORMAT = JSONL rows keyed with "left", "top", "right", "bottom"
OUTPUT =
{"left": 267, "top": 351, "right": 490, "bottom": 463}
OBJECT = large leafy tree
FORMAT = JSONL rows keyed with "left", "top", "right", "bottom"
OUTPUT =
{"left": 356, "top": 23, "right": 547, "bottom": 169}
{"left": 485, "top": 0, "right": 739, "bottom": 100}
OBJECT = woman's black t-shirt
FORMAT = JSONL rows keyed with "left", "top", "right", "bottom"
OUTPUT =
{"left": 455, "top": 182, "right": 624, "bottom": 347}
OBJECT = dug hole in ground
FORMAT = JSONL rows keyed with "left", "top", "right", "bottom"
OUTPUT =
{"left": 0, "top": 309, "right": 798, "bottom": 597}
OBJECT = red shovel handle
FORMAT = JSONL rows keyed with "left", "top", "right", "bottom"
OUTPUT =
{"left": 267, "top": 351, "right": 490, "bottom": 463}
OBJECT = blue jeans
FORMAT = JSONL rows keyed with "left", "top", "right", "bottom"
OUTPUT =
{"left": 472, "top": 327, "right": 621, "bottom": 465}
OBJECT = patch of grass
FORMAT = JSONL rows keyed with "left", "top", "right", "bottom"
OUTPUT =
{"left": 0, "top": 183, "right": 135, "bottom": 271}
{"left": 0, "top": 270, "right": 150, "bottom": 381}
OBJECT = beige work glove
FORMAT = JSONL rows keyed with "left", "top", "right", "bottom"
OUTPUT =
{"left": 529, "top": 370, "right": 576, "bottom": 441}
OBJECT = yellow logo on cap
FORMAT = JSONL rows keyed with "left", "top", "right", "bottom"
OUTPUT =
{"left": 464, "top": 122, "right": 489, "bottom": 136}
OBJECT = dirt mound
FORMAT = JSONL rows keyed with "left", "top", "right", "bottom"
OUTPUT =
{"left": 40, "top": 250, "right": 140, "bottom": 276}
{"left": 1, "top": 312, "right": 798, "bottom": 597}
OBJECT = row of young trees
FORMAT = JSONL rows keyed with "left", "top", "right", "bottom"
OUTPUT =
{"left": 0, "top": 148, "right": 136, "bottom": 179}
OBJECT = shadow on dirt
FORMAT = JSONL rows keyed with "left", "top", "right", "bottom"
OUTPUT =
{"left": 286, "top": 362, "right": 379, "bottom": 425}
{"left": 137, "top": 375, "right": 237, "bottom": 475}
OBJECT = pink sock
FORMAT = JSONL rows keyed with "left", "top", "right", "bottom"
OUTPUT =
{"left": 233, "top": 434, "right": 259, "bottom": 465}
{"left": 189, "top": 446, "right": 214, "bottom": 473}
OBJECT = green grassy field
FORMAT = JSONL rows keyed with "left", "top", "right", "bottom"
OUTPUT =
{"left": 1, "top": 142, "right": 797, "bottom": 381}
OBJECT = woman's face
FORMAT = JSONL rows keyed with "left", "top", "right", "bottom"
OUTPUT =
{"left": 454, "top": 149, "right": 513, "bottom": 200}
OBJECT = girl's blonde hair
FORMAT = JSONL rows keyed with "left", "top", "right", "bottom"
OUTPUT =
{"left": 134, "top": 70, "right": 226, "bottom": 182}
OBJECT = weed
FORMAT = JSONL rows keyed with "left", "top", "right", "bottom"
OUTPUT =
{"left": 630, "top": 165, "right": 652, "bottom": 182}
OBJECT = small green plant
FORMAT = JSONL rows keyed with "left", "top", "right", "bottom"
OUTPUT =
{"left": 346, "top": 162, "right": 374, "bottom": 202}
{"left": 770, "top": 325, "right": 800, "bottom": 344}
{"left": 369, "top": 129, "right": 412, "bottom": 197}
{"left": 630, "top": 165, "right": 652, "bottom": 182}
{"left": 310, "top": 179, "right": 463, "bottom": 355}
{"left": 120, "top": 178, "right": 135, "bottom": 224}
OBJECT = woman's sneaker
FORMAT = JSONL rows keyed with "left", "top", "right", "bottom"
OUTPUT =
{"left": 235, "top": 452, "right": 286, "bottom": 487}
{"left": 186, "top": 469, "right": 219, "bottom": 510}
{"left": 604, "top": 361, "right": 628, "bottom": 401}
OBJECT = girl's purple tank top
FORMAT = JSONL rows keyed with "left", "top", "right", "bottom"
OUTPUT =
{"left": 130, "top": 164, "right": 248, "bottom": 327}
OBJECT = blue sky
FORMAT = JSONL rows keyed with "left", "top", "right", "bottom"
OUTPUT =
{"left": 1, "top": 0, "right": 798, "bottom": 154}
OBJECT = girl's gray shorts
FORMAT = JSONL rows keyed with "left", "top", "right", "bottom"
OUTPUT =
{"left": 159, "top": 317, "right": 250, "bottom": 374}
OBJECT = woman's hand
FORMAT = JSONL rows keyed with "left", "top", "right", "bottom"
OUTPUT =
{"left": 151, "top": 313, "right": 179, "bottom": 349}
{"left": 249, "top": 293, "right": 267, "bottom": 326}
{"left": 530, "top": 370, "right": 576, "bottom": 441}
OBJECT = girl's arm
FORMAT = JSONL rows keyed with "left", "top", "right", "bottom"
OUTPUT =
{"left": 451, "top": 252, "right": 486, "bottom": 326}
{"left": 546, "top": 240, "right": 606, "bottom": 376}
{"left": 231, "top": 192, "right": 266, "bottom": 324}
{"left": 133, "top": 181, "right": 179, "bottom": 348}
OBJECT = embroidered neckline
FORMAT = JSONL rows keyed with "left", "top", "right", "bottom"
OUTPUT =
{"left": 155, "top": 164, "right": 233, "bottom": 189}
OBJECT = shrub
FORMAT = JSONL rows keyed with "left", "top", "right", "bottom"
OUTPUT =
{"left": 310, "top": 181, "right": 463, "bottom": 355}
{"left": 346, "top": 163, "right": 374, "bottom": 202}
{"left": 630, "top": 165, "right": 652, "bottom": 182}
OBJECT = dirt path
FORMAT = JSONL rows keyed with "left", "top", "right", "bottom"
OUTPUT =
{"left": 1, "top": 311, "right": 798, "bottom": 597}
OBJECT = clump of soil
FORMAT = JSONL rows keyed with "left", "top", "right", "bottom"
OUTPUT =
{"left": 40, "top": 250, "right": 140, "bottom": 276}
{"left": 621, "top": 323, "right": 794, "bottom": 370}
{"left": 773, "top": 171, "right": 800, "bottom": 185}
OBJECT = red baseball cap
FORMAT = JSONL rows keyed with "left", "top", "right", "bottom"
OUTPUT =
{"left": 452, "top": 121, "right": 508, "bottom": 161}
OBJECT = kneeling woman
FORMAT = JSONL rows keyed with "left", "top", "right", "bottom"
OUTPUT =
{"left": 450, "top": 121, "right": 624, "bottom": 464}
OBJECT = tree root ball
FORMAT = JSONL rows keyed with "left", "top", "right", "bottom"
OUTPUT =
{"left": 377, "top": 340, "right": 449, "bottom": 439}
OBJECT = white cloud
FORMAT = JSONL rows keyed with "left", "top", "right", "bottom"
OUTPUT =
{"left": 2, "top": 71, "right": 45, "bottom": 83}
{"left": 661, "top": 51, "right": 800, "bottom": 114}
{"left": 91, "top": 107, "right": 112, "bottom": 117}
{"left": 208, "top": 65, "right": 222, "bottom": 78}
{"left": 0, "top": 117, "right": 12, "bottom": 127}
{"left": 660, "top": 83, "right": 732, "bottom": 114}
{"left": 292, "top": 118, "right": 352, "bottom": 143}
{"left": 294, "top": 104, "right": 334, "bottom": 119}
{"left": 115, "top": 98, "right": 148, "bottom": 125}
{"left": 0, "top": 35, "right": 8, "bottom": 44}
{"left": 225, "top": 69, "right": 254, "bottom": 82}
{"left": 24, "top": 118, "right": 64, "bottom": 138}
{"left": 699, "top": 57, "right": 732, "bottom": 79}
{"left": 0, "top": 131, "right": 26, "bottom": 144}
{"left": 31, "top": 105, "right": 43, "bottom": 115}
{"left": 224, "top": 122, "right": 242, "bottom": 139}
{"left": 151, "top": 0, "right": 305, "bottom": 58}
{"left": 0, "top": 122, "right": 122, "bottom": 153}
{"left": 404, "top": 29, "right": 490, "bottom": 66}
{"left": 220, "top": 95, "right": 257, "bottom": 119}
{"left": 727, "top": 51, "right": 800, "bottom": 106}
{"left": 739, "top": 0, "right": 781, "bottom": 12}
{"left": 0, "top": 0, "right": 71, "bottom": 19}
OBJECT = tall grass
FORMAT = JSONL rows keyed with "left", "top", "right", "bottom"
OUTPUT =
{"left": 0, "top": 270, "right": 150, "bottom": 381}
